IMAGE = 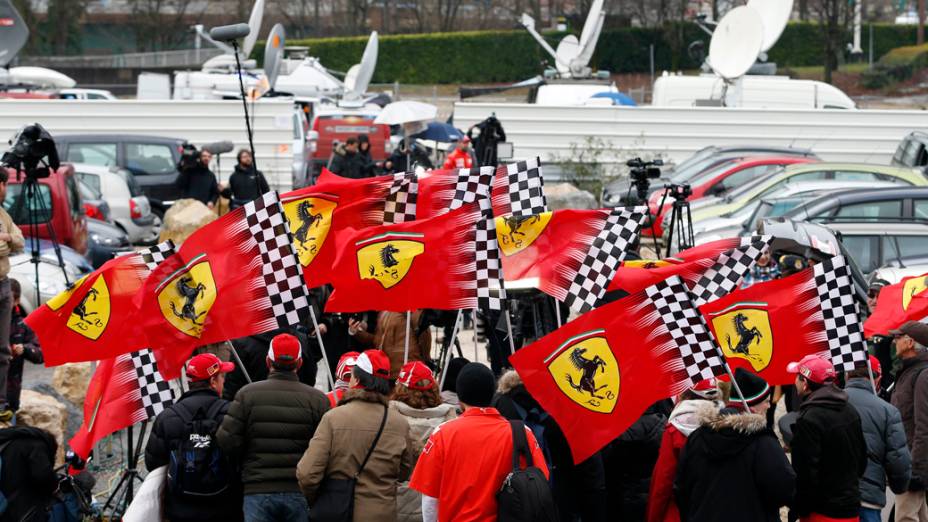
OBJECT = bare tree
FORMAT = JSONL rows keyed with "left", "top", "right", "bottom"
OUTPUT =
{"left": 438, "top": 0, "right": 465, "bottom": 31}
{"left": 809, "top": 0, "right": 849, "bottom": 83}
{"left": 127, "top": 0, "right": 209, "bottom": 50}
{"left": 45, "top": 0, "right": 87, "bottom": 54}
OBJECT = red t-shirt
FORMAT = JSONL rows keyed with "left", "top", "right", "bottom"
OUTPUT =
{"left": 409, "top": 407, "right": 549, "bottom": 522}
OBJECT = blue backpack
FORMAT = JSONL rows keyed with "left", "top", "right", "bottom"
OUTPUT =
{"left": 167, "top": 401, "right": 231, "bottom": 497}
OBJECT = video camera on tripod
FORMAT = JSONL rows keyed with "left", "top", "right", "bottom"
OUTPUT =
{"left": 627, "top": 157, "right": 663, "bottom": 203}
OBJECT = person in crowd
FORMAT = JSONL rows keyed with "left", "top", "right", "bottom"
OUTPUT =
{"left": 328, "top": 137, "right": 367, "bottom": 179}
{"left": 440, "top": 357, "right": 469, "bottom": 409}
{"left": 867, "top": 279, "right": 895, "bottom": 395}
{"left": 144, "top": 353, "right": 240, "bottom": 522}
{"left": 674, "top": 369, "right": 795, "bottom": 521}
{"left": 647, "top": 379, "right": 722, "bottom": 522}
{"left": 409, "top": 363, "right": 549, "bottom": 521}
{"left": 217, "top": 333, "right": 330, "bottom": 522}
{"left": 845, "top": 355, "right": 911, "bottom": 522}
{"left": 357, "top": 134, "right": 376, "bottom": 177}
{"left": 0, "top": 170, "right": 23, "bottom": 423}
{"left": 350, "top": 310, "right": 431, "bottom": 378}
{"left": 7, "top": 279, "right": 41, "bottom": 412}
{"left": 788, "top": 354, "right": 867, "bottom": 522}
{"left": 177, "top": 149, "right": 220, "bottom": 209}
{"left": 326, "top": 351, "right": 359, "bottom": 408}
{"left": 494, "top": 369, "right": 607, "bottom": 522}
{"left": 297, "top": 350, "right": 414, "bottom": 520}
{"left": 224, "top": 149, "right": 269, "bottom": 210}
{"left": 385, "top": 139, "right": 434, "bottom": 173}
{"left": 390, "top": 361, "right": 457, "bottom": 522}
{"left": 222, "top": 327, "right": 320, "bottom": 400}
{"left": 889, "top": 320, "right": 928, "bottom": 522}
{"left": 0, "top": 426, "right": 59, "bottom": 521}
{"left": 442, "top": 137, "right": 474, "bottom": 170}
{"left": 741, "top": 246, "right": 780, "bottom": 288}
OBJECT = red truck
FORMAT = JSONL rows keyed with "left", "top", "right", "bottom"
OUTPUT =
{"left": 307, "top": 104, "right": 391, "bottom": 180}
{"left": 3, "top": 164, "right": 88, "bottom": 255}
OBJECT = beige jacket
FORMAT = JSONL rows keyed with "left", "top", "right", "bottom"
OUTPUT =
{"left": 297, "top": 388, "right": 415, "bottom": 522}
{"left": 355, "top": 311, "right": 431, "bottom": 377}
{"left": 0, "top": 208, "right": 24, "bottom": 279}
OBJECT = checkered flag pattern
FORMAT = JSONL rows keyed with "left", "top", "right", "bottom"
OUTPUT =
{"left": 475, "top": 194, "right": 506, "bottom": 310}
{"left": 130, "top": 349, "right": 175, "bottom": 419}
{"left": 645, "top": 277, "right": 726, "bottom": 384}
{"left": 449, "top": 167, "right": 495, "bottom": 211}
{"left": 244, "top": 192, "right": 311, "bottom": 328}
{"left": 384, "top": 171, "right": 419, "bottom": 224}
{"left": 813, "top": 256, "right": 867, "bottom": 372}
{"left": 503, "top": 158, "right": 548, "bottom": 217}
{"left": 137, "top": 240, "right": 176, "bottom": 271}
{"left": 689, "top": 236, "right": 772, "bottom": 306}
{"left": 564, "top": 207, "right": 648, "bottom": 314}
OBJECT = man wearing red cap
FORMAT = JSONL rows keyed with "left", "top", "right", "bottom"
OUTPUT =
{"left": 889, "top": 320, "right": 928, "bottom": 521}
{"left": 845, "top": 355, "right": 911, "bottom": 522}
{"left": 144, "top": 353, "right": 240, "bottom": 521}
{"left": 787, "top": 355, "right": 867, "bottom": 522}
{"left": 442, "top": 137, "right": 474, "bottom": 170}
{"left": 217, "top": 333, "right": 330, "bottom": 522}
{"left": 326, "top": 351, "right": 359, "bottom": 408}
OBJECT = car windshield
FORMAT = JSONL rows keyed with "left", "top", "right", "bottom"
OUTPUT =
{"left": 683, "top": 160, "right": 742, "bottom": 188}
{"left": 4, "top": 184, "right": 52, "bottom": 224}
{"left": 113, "top": 168, "right": 142, "bottom": 197}
{"left": 78, "top": 180, "right": 100, "bottom": 200}
{"left": 725, "top": 167, "right": 787, "bottom": 200}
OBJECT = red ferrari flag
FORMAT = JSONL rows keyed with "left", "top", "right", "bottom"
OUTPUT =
{"left": 69, "top": 349, "right": 177, "bottom": 459}
{"left": 139, "top": 192, "right": 310, "bottom": 379}
{"left": 27, "top": 241, "right": 176, "bottom": 366}
{"left": 864, "top": 273, "right": 928, "bottom": 337}
{"left": 326, "top": 201, "right": 503, "bottom": 312}
{"left": 417, "top": 166, "right": 495, "bottom": 219}
{"left": 492, "top": 158, "right": 548, "bottom": 218}
{"left": 699, "top": 255, "right": 868, "bottom": 384}
{"left": 510, "top": 275, "right": 726, "bottom": 463}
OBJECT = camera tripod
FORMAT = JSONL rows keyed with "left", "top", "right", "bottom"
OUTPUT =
{"left": 15, "top": 171, "right": 70, "bottom": 307}
{"left": 654, "top": 183, "right": 695, "bottom": 258}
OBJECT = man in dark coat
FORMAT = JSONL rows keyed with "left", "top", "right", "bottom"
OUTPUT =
{"left": 217, "top": 333, "right": 330, "bottom": 522}
{"left": 7, "top": 278, "right": 41, "bottom": 412}
{"left": 787, "top": 354, "right": 867, "bottom": 521}
{"left": 674, "top": 369, "right": 795, "bottom": 522}
{"left": 385, "top": 140, "right": 433, "bottom": 173}
{"left": 145, "top": 353, "right": 241, "bottom": 522}
{"left": 176, "top": 149, "right": 220, "bottom": 209}
{"left": 222, "top": 327, "right": 320, "bottom": 400}
{"left": 0, "top": 426, "right": 59, "bottom": 522}
{"left": 224, "top": 149, "right": 269, "bottom": 209}
{"left": 327, "top": 138, "right": 366, "bottom": 179}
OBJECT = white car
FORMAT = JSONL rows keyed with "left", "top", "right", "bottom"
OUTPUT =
{"left": 72, "top": 164, "right": 158, "bottom": 244}
{"left": 11, "top": 252, "right": 88, "bottom": 314}
{"left": 58, "top": 88, "right": 117, "bottom": 100}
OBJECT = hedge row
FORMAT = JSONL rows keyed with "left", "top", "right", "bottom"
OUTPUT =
{"left": 253, "top": 23, "right": 921, "bottom": 84}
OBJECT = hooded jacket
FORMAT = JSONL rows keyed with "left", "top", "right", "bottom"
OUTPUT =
{"left": 297, "top": 388, "right": 414, "bottom": 522}
{"left": 0, "top": 426, "right": 59, "bottom": 522}
{"left": 674, "top": 404, "right": 795, "bottom": 522}
{"left": 328, "top": 144, "right": 368, "bottom": 179}
{"left": 891, "top": 350, "right": 928, "bottom": 487}
{"left": 790, "top": 384, "right": 867, "bottom": 518}
{"left": 845, "top": 377, "right": 911, "bottom": 507}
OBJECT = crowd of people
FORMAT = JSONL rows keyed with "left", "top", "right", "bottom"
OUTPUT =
{"left": 326, "top": 133, "right": 475, "bottom": 179}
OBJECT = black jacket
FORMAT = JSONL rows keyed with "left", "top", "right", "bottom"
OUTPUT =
{"left": 176, "top": 164, "right": 220, "bottom": 205}
{"left": 226, "top": 165, "right": 269, "bottom": 206}
{"left": 0, "top": 426, "right": 59, "bottom": 522}
{"left": 603, "top": 401, "right": 668, "bottom": 521}
{"left": 891, "top": 351, "right": 928, "bottom": 487}
{"left": 222, "top": 328, "right": 320, "bottom": 400}
{"left": 675, "top": 404, "right": 795, "bottom": 522}
{"left": 328, "top": 145, "right": 368, "bottom": 179}
{"left": 8, "top": 304, "right": 41, "bottom": 412}
{"left": 144, "top": 388, "right": 240, "bottom": 522}
{"left": 387, "top": 145, "right": 433, "bottom": 173}
{"left": 216, "top": 371, "right": 330, "bottom": 494}
{"left": 790, "top": 384, "right": 867, "bottom": 518}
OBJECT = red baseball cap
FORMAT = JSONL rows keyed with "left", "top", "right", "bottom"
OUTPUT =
{"left": 186, "top": 353, "right": 234, "bottom": 381}
{"left": 398, "top": 361, "right": 436, "bottom": 391}
{"left": 268, "top": 333, "right": 302, "bottom": 363}
{"left": 690, "top": 378, "right": 719, "bottom": 400}
{"left": 356, "top": 349, "right": 391, "bottom": 379}
{"left": 336, "top": 351, "right": 360, "bottom": 381}
{"left": 868, "top": 354, "right": 882, "bottom": 377}
{"left": 787, "top": 354, "right": 836, "bottom": 384}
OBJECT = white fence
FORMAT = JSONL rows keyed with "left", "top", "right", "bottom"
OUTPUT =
{"left": 0, "top": 100, "right": 297, "bottom": 191}
{"left": 453, "top": 102, "right": 928, "bottom": 167}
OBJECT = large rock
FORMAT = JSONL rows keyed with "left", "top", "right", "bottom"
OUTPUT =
{"left": 52, "top": 362, "right": 92, "bottom": 405}
{"left": 545, "top": 183, "right": 598, "bottom": 210}
{"left": 159, "top": 198, "right": 217, "bottom": 245}
{"left": 17, "top": 389, "right": 68, "bottom": 465}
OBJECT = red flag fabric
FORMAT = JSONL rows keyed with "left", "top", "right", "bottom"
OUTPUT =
{"left": 699, "top": 255, "right": 868, "bottom": 384}
{"left": 510, "top": 275, "right": 726, "bottom": 463}
{"left": 864, "top": 273, "right": 928, "bottom": 337}
{"left": 416, "top": 167, "right": 495, "bottom": 219}
{"left": 27, "top": 242, "right": 176, "bottom": 366}
{"left": 139, "top": 193, "right": 310, "bottom": 379}
{"left": 69, "top": 349, "right": 177, "bottom": 459}
{"left": 326, "top": 202, "right": 494, "bottom": 313}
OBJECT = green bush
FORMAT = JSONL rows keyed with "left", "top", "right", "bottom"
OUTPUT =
{"left": 861, "top": 42, "right": 928, "bottom": 88}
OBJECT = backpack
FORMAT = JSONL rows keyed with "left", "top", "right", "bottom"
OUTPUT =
{"left": 511, "top": 402, "right": 553, "bottom": 474}
{"left": 496, "top": 421, "right": 557, "bottom": 522}
{"left": 168, "top": 400, "right": 231, "bottom": 497}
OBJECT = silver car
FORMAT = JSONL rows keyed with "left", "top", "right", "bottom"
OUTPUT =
{"left": 72, "top": 163, "right": 158, "bottom": 244}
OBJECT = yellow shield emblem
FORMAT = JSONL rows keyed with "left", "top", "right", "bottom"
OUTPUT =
{"left": 495, "top": 213, "right": 553, "bottom": 256}
{"left": 156, "top": 256, "right": 217, "bottom": 338}
{"left": 47, "top": 274, "right": 90, "bottom": 312}
{"left": 709, "top": 303, "right": 773, "bottom": 372}
{"left": 545, "top": 329, "right": 619, "bottom": 414}
{"left": 623, "top": 259, "right": 674, "bottom": 269}
{"left": 903, "top": 276, "right": 928, "bottom": 311}
{"left": 283, "top": 196, "right": 337, "bottom": 267}
{"left": 356, "top": 233, "right": 425, "bottom": 289}
{"left": 66, "top": 276, "right": 111, "bottom": 340}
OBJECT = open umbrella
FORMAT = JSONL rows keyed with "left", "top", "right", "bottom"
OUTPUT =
{"left": 374, "top": 100, "right": 438, "bottom": 125}
{"left": 411, "top": 122, "right": 465, "bottom": 143}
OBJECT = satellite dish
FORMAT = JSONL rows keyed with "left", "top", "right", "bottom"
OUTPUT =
{"left": 578, "top": 0, "right": 604, "bottom": 49}
{"left": 747, "top": 0, "right": 794, "bottom": 53}
{"left": 344, "top": 31, "right": 378, "bottom": 100}
{"left": 520, "top": 1, "right": 605, "bottom": 79}
{"left": 0, "top": 0, "right": 29, "bottom": 68}
{"left": 242, "top": 0, "right": 265, "bottom": 57}
{"left": 708, "top": 6, "right": 764, "bottom": 81}
{"left": 263, "top": 23, "right": 285, "bottom": 90}
{"left": 554, "top": 35, "right": 579, "bottom": 74}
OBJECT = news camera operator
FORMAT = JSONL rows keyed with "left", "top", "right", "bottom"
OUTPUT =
{"left": 222, "top": 149, "right": 269, "bottom": 210}
{"left": 176, "top": 145, "right": 220, "bottom": 210}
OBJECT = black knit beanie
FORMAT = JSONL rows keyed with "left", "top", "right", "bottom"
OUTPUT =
{"left": 456, "top": 363, "right": 495, "bottom": 407}
{"left": 442, "top": 357, "right": 470, "bottom": 393}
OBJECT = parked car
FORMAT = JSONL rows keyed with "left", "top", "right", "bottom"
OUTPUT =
{"left": 72, "top": 163, "right": 157, "bottom": 244}
{"left": 86, "top": 217, "right": 132, "bottom": 268}
{"left": 3, "top": 164, "right": 88, "bottom": 255}
{"left": 891, "top": 131, "right": 928, "bottom": 174}
{"left": 55, "top": 134, "right": 188, "bottom": 209}
{"left": 602, "top": 145, "right": 819, "bottom": 205}
{"left": 10, "top": 246, "right": 89, "bottom": 314}
{"left": 57, "top": 88, "right": 117, "bottom": 100}
{"left": 77, "top": 177, "right": 111, "bottom": 222}
{"left": 869, "top": 254, "right": 928, "bottom": 285}
{"left": 827, "top": 221, "right": 928, "bottom": 275}
{"left": 784, "top": 186, "right": 928, "bottom": 224}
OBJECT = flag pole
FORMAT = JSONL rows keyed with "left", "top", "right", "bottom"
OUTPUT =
{"left": 225, "top": 341, "right": 252, "bottom": 384}
{"left": 307, "top": 306, "right": 335, "bottom": 391}
{"left": 504, "top": 307, "right": 517, "bottom": 356}
{"left": 472, "top": 309, "right": 479, "bottom": 361}
{"left": 722, "top": 361, "right": 751, "bottom": 412}
{"left": 866, "top": 357, "right": 878, "bottom": 395}
{"left": 439, "top": 311, "right": 464, "bottom": 391}
{"left": 404, "top": 310, "right": 412, "bottom": 364}
{"left": 553, "top": 298, "right": 563, "bottom": 328}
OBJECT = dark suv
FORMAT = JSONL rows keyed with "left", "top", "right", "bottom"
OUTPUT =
{"left": 55, "top": 135, "right": 188, "bottom": 213}
{"left": 891, "top": 131, "right": 928, "bottom": 173}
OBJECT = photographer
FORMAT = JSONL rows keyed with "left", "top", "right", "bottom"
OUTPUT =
{"left": 176, "top": 147, "right": 220, "bottom": 210}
